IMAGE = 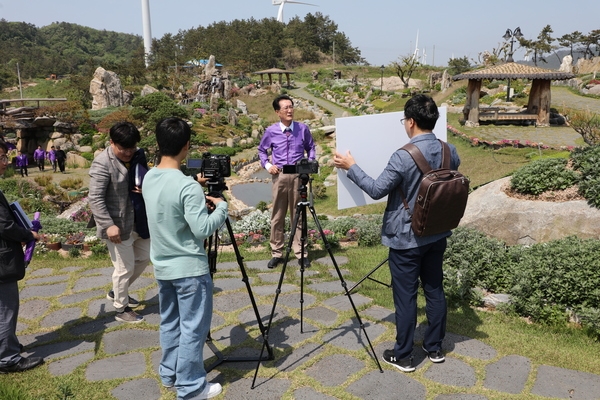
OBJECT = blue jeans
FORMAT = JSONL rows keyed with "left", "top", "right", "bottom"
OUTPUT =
{"left": 388, "top": 238, "right": 447, "bottom": 360}
{"left": 158, "top": 274, "right": 213, "bottom": 400}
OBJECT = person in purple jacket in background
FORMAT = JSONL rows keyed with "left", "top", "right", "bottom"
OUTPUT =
{"left": 48, "top": 146, "right": 57, "bottom": 172}
{"left": 15, "top": 151, "right": 28, "bottom": 177}
{"left": 33, "top": 145, "right": 46, "bottom": 172}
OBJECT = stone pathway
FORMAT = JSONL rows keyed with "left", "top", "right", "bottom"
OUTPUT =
{"left": 15, "top": 258, "right": 600, "bottom": 399}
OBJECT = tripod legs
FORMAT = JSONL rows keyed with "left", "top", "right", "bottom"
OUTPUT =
{"left": 205, "top": 219, "right": 273, "bottom": 372}
{"left": 252, "top": 201, "right": 382, "bottom": 388}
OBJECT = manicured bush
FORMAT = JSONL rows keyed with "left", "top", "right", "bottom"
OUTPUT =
{"left": 571, "top": 145, "right": 600, "bottom": 208}
{"left": 510, "top": 158, "right": 577, "bottom": 195}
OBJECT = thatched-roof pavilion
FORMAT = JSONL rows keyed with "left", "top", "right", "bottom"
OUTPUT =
{"left": 453, "top": 63, "right": 575, "bottom": 127}
{"left": 254, "top": 68, "right": 295, "bottom": 87}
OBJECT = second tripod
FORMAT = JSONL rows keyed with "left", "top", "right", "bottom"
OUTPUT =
{"left": 251, "top": 173, "right": 383, "bottom": 388}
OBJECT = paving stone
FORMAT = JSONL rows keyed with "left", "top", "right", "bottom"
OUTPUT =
{"left": 322, "top": 318, "right": 386, "bottom": 352}
{"left": 323, "top": 293, "right": 372, "bottom": 311}
{"left": 264, "top": 318, "right": 318, "bottom": 348}
{"left": 111, "top": 378, "right": 161, "bottom": 400}
{"left": 82, "top": 266, "right": 113, "bottom": 276}
{"left": 20, "top": 283, "right": 68, "bottom": 299}
{"left": 73, "top": 275, "right": 109, "bottom": 292}
{"left": 129, "top": 276, "right": 155, "bottom": 291}
{"left": 305, "top": 354, "right": 364, "bottom": 386}
{"left": 222, "top": 377, "right": 290, "bottom": 399}
{"left": 315, "top": 255, "right": 349, "bottom": 266}
{"left": 214, "top": 277, "right": 253, "bottom": 292}
{"left": 531, "top": 365, "right": 600, "bottom": 399}
{"left": 216, "top": 261, "right": 241, "bottom": 271}
{"left": 278, "top": 292, "right": 316, "bottom": 309}
{"left": 442, "top": 332, "right": 497, "bottom": 360}
{"left": 484, "top": 355, "right": 530, "bottom": 394}
{"left": 18, "top": 331, "right": 60, "bottom": 348}
{"left": 424, "top": 357, "right": 477, "bottom": 388}
{"left": 104, "top": 329, "right": 159, "bottom": 354}
{"left": 244, "top": 260, "right": 272, "bottom": 271}
{"left": 40, "top": 307, "right": 82, "bottom": 328}
{"left": 15, "top": 320, "right": 28, "bottom": 333}
{"left": 144, "top": 286, "right": 159, "bottom": 304}
{"left": 214, "top": 291, "right": 256, "bottom": 313}
{"left": 151, "top": 349, "right": 161, "bottom": 374}
{"left": 347, "top": 370, "right": 426, "bottom": 399}
{"left": 86, "top": 352, "right": 146, "bottom": 381}
{"left": 27, "top": 340, "right": 95, "bottom": 361}
{"left": 19, "top": 299, "right": 51, "bottom": 320}
{"left": 252, "top": 283, "right": 298, "bottom": 296}
{"left": 308, "top": 280, "right": 356, "bottom": 294}
{"left": 209, "top": 346, "right": 268, "bottom": 371}
{"left": 435, "top": 395, "right": 488, "bottom": 400}
{"left": 211, "top": 324, "right": 254, "bottom": 348}
{"left": 140, "top": 303, "right": 160, "bottom": 325}
{"left": 87, "top": 297, "right": 117, "bottom": 318}
{"left": 294, "top": 269, "right": 321, "bottom": 277}
{"left": 328, "top": 268, "right": 350, "bottom": 278}
{"left": 362, "top": 305, "right": 395, "bottom": 324}
{"left": 60, "top": 266, "right": 83, "bottom": 273}
{"left": 211, "top": 313, "right": 225, "bottom": 329}
{"left": 294, "top": 387, "right": 337, "bottom": 400}
{"left": 47, "top": 351, "right": 94, "bottom": 376}
{"left": 257, "top": 272, "right": 281, "bottom": 283}
{"left": 273, "top": 342, "right": 325, "bottom": 372}
{"left": 238, "top": 304, "right": 289, "bottom": 327}
{"left": 304, "top": 306, "right": 338, "bottom": 326}
{"left": 27, "top": 274, "right": 69, "bottom": 285}
{"left": 69, "top": 316, "right": 120, "bottom": 336}
{"left": 29, "top": 267, "right": 55, "bottom": 276}
{"left": 59, "top": 289, "right": 105, "bottom": 305}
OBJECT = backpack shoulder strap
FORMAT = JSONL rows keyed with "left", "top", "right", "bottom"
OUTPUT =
{"left": 402, "top": 143, "right": 432, "bottom": 173}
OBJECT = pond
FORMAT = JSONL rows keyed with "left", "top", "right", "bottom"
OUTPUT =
{"left": 230, "top": 169, "right": 272, "bottom": 207}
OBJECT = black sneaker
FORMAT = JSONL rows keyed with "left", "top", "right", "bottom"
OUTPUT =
{"left": 267, "top": 257, "right": 283, "bottom": 269}
{"left": 422, "top": 345, "right": 445, "bottom": 363}
{"left": 107, "top": 290, "right": 140, "bottom": 308}
{"left": 382, "top": 349, "right": 415, "bottom": 372}
{"left": 115, "top": 307, "right": 144, "bottom": 323}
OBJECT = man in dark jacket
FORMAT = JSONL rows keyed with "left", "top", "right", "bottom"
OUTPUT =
{"left": 55, "top": 146, "right": 67, "bottom": 173}
{"left": 0, "top": 140, "right": 44, "bottom": 373}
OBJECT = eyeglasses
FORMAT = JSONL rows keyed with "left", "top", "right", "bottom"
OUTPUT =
{"left": 400, "top": 118, "right": 406, "bottom": 124}
{"left": 0, "top": 155, "right": 8, "bottom": 163}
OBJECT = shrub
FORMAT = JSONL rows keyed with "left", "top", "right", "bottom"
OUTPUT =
{"left": 59, "top": 178, "right": 84, "bottom": 190}
{"left": 232, "top": 210, "right": 271, "bottom": 238}
{"left": 355, "top": 215, "right": 383, "bottom": 247}
{"left": 571, "top": 145, "right": 600, "bottom": 208}
{"left": 510, "top": 158, "right": 577, "bottom": 195}
{"left": 34, "top": 174, "right": 53, "bottom": 187}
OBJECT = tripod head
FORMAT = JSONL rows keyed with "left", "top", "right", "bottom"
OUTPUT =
{"left": 297, "top": 173, "right": 312, "bottom": 205}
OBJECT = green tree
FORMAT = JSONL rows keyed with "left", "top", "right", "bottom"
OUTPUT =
{"left": 558, "top": 31, "right": 584, "bottom": 60}
{"left": 519, "top": 25, "right": 556, "bottom": 66}
{"left": 392, "top": 54, "right": 420, "bottom": 89}
{"left": 447, "top": 56, "right": 471, "bottom": 75}
{"left": 581, "top": 29, "right": 600, "bottom": 59}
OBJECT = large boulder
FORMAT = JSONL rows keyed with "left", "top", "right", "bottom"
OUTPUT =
{"left": 459, "top": 177, "right": 600, "bottom": 245}
{"left": 90, "top": 67, "right": 125, "bottom": 110}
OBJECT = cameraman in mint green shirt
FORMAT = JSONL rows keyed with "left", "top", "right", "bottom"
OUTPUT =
{"left": 142, "top": 117, "right": 227, "bottom": 400}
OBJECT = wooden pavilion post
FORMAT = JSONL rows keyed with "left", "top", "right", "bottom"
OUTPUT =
{"left": 463, "top": 79, "right": 482, "bottom": 126}
{"left": 527, "top": 79, "right": 551, "bottom": 126}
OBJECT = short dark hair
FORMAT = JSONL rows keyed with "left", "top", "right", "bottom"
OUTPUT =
{"left": 403, "top": 94, "right": 439, "bottom": 131}
{"left": 109, "top": 122, "right": 141, "bottom": 148}
{"left": 0, "top": 140, "right": 7, "bottom": 154}
{"left": 272, "top": 94, "right": 293, "bottom": 111}
{"left": 155, "top": 117, "right": 191, "bottom": 156}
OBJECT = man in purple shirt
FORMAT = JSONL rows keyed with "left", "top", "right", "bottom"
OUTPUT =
{"left": 48, "top": 146, "right": 57, "bottom": 172}
{"left": 33, "top": 145, "right": 46, "bottom": 172}
{"left": 258, "top": 94, "right": 316, "bottom": 269}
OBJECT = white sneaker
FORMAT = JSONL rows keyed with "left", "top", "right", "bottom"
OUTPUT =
{"left": 192, "top": 382, "right": 222, "bottom": 399}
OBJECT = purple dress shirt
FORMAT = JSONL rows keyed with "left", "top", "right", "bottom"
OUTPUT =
{"left": 258, "top": 121, "right": 316, "bottom": 169}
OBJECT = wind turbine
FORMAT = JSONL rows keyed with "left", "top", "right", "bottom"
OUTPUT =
{"left": 273, "top": 0, "right": 318, "bottom": 23}
{"left": 412, "top": 30, "right": 419, "bottom": 61}
{"left": 141, "top": 0, "right": 152, "bottom": 67}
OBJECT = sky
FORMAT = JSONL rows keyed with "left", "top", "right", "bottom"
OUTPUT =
{"left": 0, "top": 0, "right": 597, "bottom": 67}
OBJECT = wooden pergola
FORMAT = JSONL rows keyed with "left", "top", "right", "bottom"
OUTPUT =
{"left": 453, "top": 63, "right": 575, "bottom": 127}
{"left": 253, "top": 68, "right": 295, "bottom": 87}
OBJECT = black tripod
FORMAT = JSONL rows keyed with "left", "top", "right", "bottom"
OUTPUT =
{"left": 203, "top": 183, "right": 274, "bottom": 371}
{"left": 251, "top": 174, "right": 382, "bottom": 388}
{"left": 348, "top": 258, "right": 391, "bottom": 293}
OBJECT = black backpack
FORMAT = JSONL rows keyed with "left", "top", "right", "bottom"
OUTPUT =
{"left": 399, "top": 140, "right": 469, "bottom": 237}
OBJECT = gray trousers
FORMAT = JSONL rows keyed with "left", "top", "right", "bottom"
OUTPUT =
{"left": 0, "top": 281, "right": 22, "bottom": 367}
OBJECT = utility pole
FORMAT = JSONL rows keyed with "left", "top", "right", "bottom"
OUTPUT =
{"left": 17, "top": 62, "right": 23, "bottom": 99}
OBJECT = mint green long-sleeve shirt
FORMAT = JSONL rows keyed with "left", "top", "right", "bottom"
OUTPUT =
{"left": 142, "top": 168, "right": 228, "bottom": 280}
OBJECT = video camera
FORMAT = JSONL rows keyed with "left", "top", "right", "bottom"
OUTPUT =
{"left": 282, "top": 158, "right": 319, "bottom": 175}
{"left": 202, "top": 152, "right": 231, "bottom": 180}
